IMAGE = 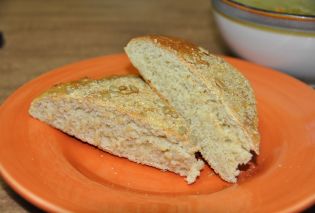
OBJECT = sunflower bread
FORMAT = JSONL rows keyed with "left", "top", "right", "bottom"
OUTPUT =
{"left": 125, "top": 35, "right": 260, "bottom": 183}
{"left": 29, "top": 75, "right": 204, "bottom": 184}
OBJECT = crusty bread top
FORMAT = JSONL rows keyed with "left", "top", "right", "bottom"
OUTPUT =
{"left": 34, "top": 75, "right": 190, "bottom": 140}
{"left": 127, "top": 35, "right": 260, "bottom": 153}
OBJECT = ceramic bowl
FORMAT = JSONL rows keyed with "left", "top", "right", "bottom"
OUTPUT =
{"left": 212, "top": 0, "right": 315, "bottom": 84}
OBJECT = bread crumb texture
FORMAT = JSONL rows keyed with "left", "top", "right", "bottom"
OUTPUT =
{"left": 29, "top": 75, "right": 204, "bottom": 184}
{"left": 125, "top": 35, "right": 260, "bottom": 182}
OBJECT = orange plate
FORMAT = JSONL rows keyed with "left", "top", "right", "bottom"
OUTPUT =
{"left": 1, "top": 54, "right": 315, "bottom": 212}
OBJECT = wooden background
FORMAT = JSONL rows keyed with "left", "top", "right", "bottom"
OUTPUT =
{"left": 0, "top": 0, "right": 312, "bottom": 212}
{"left": 0, "top": 0, "right": 230, "bottom": 104}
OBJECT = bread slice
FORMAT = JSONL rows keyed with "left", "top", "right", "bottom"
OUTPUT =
{"left": 125, "top": 35, "right": 260, "bottom": 183}
{"left": 29, "top": 75, "right": 204, "bottom": 184}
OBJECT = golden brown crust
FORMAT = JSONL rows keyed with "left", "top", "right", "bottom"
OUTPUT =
{"left": 147, "top": 35, "right": 210, "bottom": 65}
{"left": 148, "top": 35, "right": 200, "bottom": 56}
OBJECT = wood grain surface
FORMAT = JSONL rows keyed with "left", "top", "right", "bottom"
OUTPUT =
{"left": 0, "top": 0, "right": 312, "bottom": 212}
{"left": 0, "top": 0, "right": 229, "bottom": 104}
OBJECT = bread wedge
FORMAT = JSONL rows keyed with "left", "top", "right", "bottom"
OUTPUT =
{"left": 29, "top": 75, "right": 204, "bottom": 184}
{"left": 125, "top": 35, "right": 260, "bottom": 182}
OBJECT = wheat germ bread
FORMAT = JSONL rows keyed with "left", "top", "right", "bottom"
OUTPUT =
{"left": 29, "top": 75, "right": 204, "bottom": 184}
{"left": 125, "top": 35, "right": 260, "bottom": 183}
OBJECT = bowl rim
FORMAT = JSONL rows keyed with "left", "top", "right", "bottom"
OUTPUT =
{"left": 222, "top": 0, "right": 315, "bottom": 22}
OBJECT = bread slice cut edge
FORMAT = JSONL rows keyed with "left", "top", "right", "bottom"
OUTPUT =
{"left": 125, "top": 36, "right": 260, "bottom": 183}
{"left": 29, "top": 76, "right": 204, "bottom": 184}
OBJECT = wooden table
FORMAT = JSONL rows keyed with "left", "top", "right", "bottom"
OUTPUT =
{"left": 0, "top": 0, "right": 313, "bottom": 212}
